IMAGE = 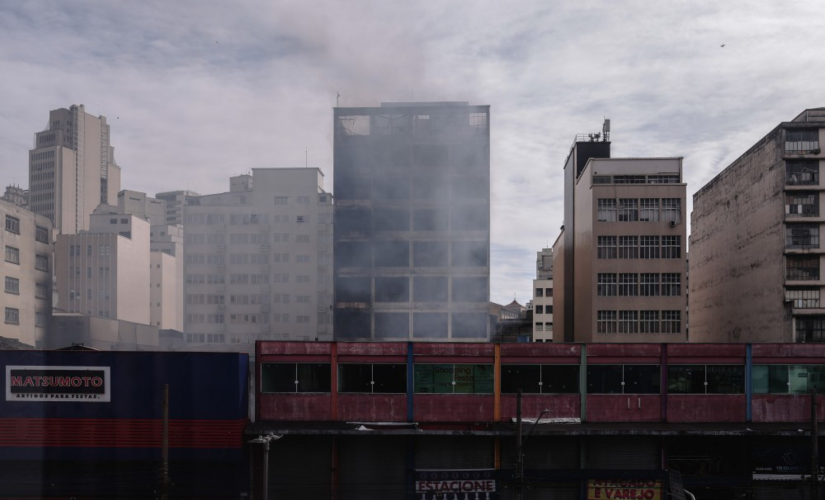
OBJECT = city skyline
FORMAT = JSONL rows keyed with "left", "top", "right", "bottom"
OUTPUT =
{"left": 2, "top": 2, "right": 825, "bottom": 305}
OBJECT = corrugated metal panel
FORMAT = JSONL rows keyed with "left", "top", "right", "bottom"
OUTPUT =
{"left": 338, "top": 436, "right": 407, "bottom": 500}
{"left": 586, "top": 437, "right": 660, "bottom": 470}
{"left": 269, "top": 435, "right": 332, "bottom": 497}
{"left": 415, "top": 436, "right": 494, "bottom": 469}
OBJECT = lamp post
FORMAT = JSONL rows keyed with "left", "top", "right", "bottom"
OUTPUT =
{"left": 515, "top": 389, "right": 553, "bottom": 499}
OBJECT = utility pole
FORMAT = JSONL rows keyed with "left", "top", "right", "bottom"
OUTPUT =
{"left": 516, "top": 389, "right": 524, "bottom": 499}
{"left": 161, "top": 384, "right": 169, "bottom": 500}
{"left": 812, "top": 389, "right": 819, "bottom": 500}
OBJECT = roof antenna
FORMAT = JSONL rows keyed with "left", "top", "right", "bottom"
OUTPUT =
{"left": 305, "top": 148, "right": 308, "bottom": 168}
{"left": 336, "top": 92, "right": 340, "bottom": 107}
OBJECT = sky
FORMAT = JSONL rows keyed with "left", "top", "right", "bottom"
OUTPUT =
{"left": 1, "top": 1, "right": 824, "bottom": 306}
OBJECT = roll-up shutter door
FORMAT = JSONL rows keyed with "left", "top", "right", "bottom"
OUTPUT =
{"left": 338, "top": 436, "right": 407, "bottom": 500}
{"left": 269, "top": 435, "right": 333, "bottom": 497}
{"left": 500, "top": 436, "right": 580, "bottom": 500}
{"left": 753, "top": 482, "right": 809, "bottom": 500}
{"left": 586, "top": 436, "right": 660, "bottom": 470}
{"left": 415, "top": 436, "right": 495, "bottom": 469}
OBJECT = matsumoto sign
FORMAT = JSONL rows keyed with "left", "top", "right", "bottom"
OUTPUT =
{"left": 5, "top": 366, "right": 111, "bottom": 402}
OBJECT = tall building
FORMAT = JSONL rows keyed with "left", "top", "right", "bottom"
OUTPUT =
{"left": 1, "top": 199, "right": 52, "bottom": 346}
{"left": 183, "top": 169, "right": 333, "bottom": 352}
{"left": 333, "top": 102, "right": 491, "bottom": 341}
{"left": 532, "top": 247, "right": 554, "bottom": 342}
{"left": 55, "top": 207, "right": 150, "bottom": 325}
{"left": 156, "top": 190, "right": 200, "bottom": 225}
{"left": 690, "top": 108, "right": 825, "bottom": 343}
{"left": 554, "top": 136, "right": 687, "bottom": 342}
{"left": 28, "top": 104, "right": 121, "bottom": 234}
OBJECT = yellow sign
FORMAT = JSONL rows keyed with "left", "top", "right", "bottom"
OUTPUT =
{"left": 587, "top": 480, "right": 662, "bottom": 500}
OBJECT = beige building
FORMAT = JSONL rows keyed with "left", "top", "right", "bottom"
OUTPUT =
{"left": 1, "top": 199, "right": 52, "bottom": 346}
{"left": 2, "top": 185, "right": 28, "bottom": 209}
{"left": 555, "top": 143, "right": 687, "bottom": 342}
{"left": 532, "top": 247, "right": 554, "bottom": 342}
{"left": 118, "top": 190, "right": 167, "bottom": 225}
{"left": 45, "top": 313, "right": 160, "bottom": 351}
{"left": 28, "top": 104, "right": 121, "bottom": 234}
{"left": 690, "top": 108, "right": 825, "bottom": 343}
{"left": 155, "top": 190, "right": 200, "bottom": 226}
{"left": 183, "top": 168, "right": 334, "bottom": 352}
{"left": 55, "top": 209, "right": 151, "bottom": 325}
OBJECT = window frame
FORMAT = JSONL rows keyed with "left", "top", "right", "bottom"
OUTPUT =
{"left": 668, "top": 364, "right": 745, "bottom": 394}
{"left": 413, "top": 363, "right": 494, "bottom": 394}
{"left": 500, "top": 364, "right": 580, "bottom": 394}
{"left": 338, "top": 363, "right": 407, "bottom": 394}
{"left": 260, "top": 362, "right": 332, "bottom": 393}
{"left": 587, "top": 364, "right": 661, "bottom": 394}
{"left": 5, "top": 215, "right": 20, "bottom": 234}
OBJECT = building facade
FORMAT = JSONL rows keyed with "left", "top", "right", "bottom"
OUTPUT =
{"left": 2, "top": 184, "right": 28, "bottom": 209}
{"left": 156, "top": 189, "right": 200, "bottom": 226}
{"left": 333, "top": 102, "right": 491, "bottom": 341}
{"left": 691, "top": 108, "right": 825, "bottom": 343}
{"left": 1, "top": 199, "right": 52, "bottom": 346}
{"left": 533, "top": 247, "right": 554, "bottom": 341}
{"left": 28, "top": 104, "right": 121, "bottom": 234}
{"left": 556, "top": 150, "right": 688, "bottom": 342}
{"left": 182, "top": 169, "right": 334, "bottom": 352}
{"left": 117, "top": 189, "right": 166, "bottom": 226}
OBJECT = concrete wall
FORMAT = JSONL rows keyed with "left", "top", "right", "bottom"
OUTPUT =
{"left": 46, "top": 314, "right": 159, "bottom": 350}
{"left": 689, "top": 127, "right": 788, "bottom": 342}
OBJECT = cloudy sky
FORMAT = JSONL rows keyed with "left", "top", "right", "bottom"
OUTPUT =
{"left": 1, "top": 1, "right": 824, "bottom": 305}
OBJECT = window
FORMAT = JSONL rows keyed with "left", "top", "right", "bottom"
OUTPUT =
{"left": 545, "top": 288, "right": 553, "bottom": 296}
{"left": 648, "top": 175, "right": 681, "bottom": 184}
{"left": 753, "top": 365, "right": 825, "bottom": 394}
{"left": 640, "top": 199, "right": 659, "bottom": 222}
{"left": 535, "top": 305, "right": 544, "bottom": 314}
{"left": 587, "top": 365, "right": 661, "bottom": 394}
{"left": 668, "top": 365, "right": 744, "bottom": 394}
{"left": 501, "top": 365, "right": 579, "bottom": 394}
{"left": 4, "top": 307, "right": 20, "bottom": 324}
{"left": 338, "top": 364, "right": 407, "bottom": 393}
{"left": 662, "top": 199, "right": 681, "bottom": 223}
{"left": 662, "top": 273, "right": 681, "bottom": 296}
{"left": 786, "top": 129, "right": 819, "bottom": 153}
{"left": 787, "top": 255, "right": 819, "bottom": 280}
{"left": 662, "top": 236, "right": 681, "bottom": 259}
{"left": 640, "top": 273, "right": 659, "bottom": 296}
{"left": 296, "top": 235, "right": 310, "bottom": 243}
{"left": 4, "top": 277, "right": 19, "bottom": 294}
{"left": 597, "top": 273, "right": 617, "bottom": 296}
{"left": 297, "top": 196, "right": 310, "bottom": 204}
{"left": 297, "top": 216, "right": 305, "bottom": 223}
{"left": 619, "top": 236, "right": 638, "bottom": 259}
{"left": 99, "top": 244, "right": 110, "bottom": 257}
{"left": 597, "top": 199, "right": 617, "bottom": 222}
{"left": 786, "top": 288, "right": 820, "bottom": 308}
{"left": 5, "top": 215, "right": 20, "bottom": 234}
{"left": 786, "top": 192, "right": 818, "bottom": 217}
{"left": 619, "top": 273, "right": 638, "bottom": 296}
{"left": 535, "top": 323, "right": 543, "bottom": 331}
{"left": 787, "top": 160, "right": 819, "bottom": 185}
{"left": 614, "top": 175, "right": 646, "bottom": 184}
{"left": 273, "top": 196, "right": 288, "bottom": 205}
{"left": 535, "top": 288, "right": 543, "bottom": 297}
{"left": 5, "top": 246, "right": 19, "bottom": 265}
{"left": 640, "top": 236, "right": 659, "bottom": 259}
{"left": 261, "top": 363, "right": 331, "bottom": 393}
{"left": 619, "top": 310, "right": 638, "bottom": 333}
{"left": 618, "top": 199, "right": 638, "bottom": 221}
{"left": 787, "top": 224, "right": 820, "bottom": 249}
{"left": 662, "top": 310, "right": 681, "bottom": 334}
{"left": 414, "top": 364, "right": 494, "bottom": 394}
{"left": 640, "top": 311, "right": 659, "bottom": 333}
{"left": 35, "top": 313, "right": 47, "bottom": 327}
{"left": 796, "top": 316, "right": 825, "bottom": 342}
{"left": 597, "top": 310, "right": 617, "bottom": 334}
{"left": 597, "top": 236, "right": 617, "bottom": 259}
{"left": 35, "top": 283, "right": 48, "bottom": 299}
{"left": 35, "top": 226, "right": 49, "bottom": 243}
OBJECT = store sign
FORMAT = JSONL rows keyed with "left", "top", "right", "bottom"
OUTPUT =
{"left": 752, "top": 447, "right": 809, "bottom": 474}
{"left": 5, "top": 366, "right": 111, "bottom": 402}
{"left": 415, "top": 469, "right": 498, "bottom": 500}
{"left": 587, "top": 479, "right": 662, "bottom": 500}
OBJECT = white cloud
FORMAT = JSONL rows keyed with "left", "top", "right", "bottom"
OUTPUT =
{"left": 2, "top": 0, "right": 825, "bottom": 304}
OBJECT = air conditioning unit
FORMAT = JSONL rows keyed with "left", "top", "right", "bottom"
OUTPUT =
{"left": 670, "top": 220, "right": 676, "bottom": 228}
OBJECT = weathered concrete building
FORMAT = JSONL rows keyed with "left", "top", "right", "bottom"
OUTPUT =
{"left": 532, "top": 247, "right": 554, "bottom": 342}
{"left": 690, "top": 108, "right": 825, "bottom": 343}
{"left": 333, "top": 102, "right": 491, "bottom": 341}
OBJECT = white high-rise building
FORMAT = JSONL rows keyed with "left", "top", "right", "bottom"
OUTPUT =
{"left": 28, "top": 104, "right": 121, "bottom": 234}
{"left": 183, "top": 168, "right": 333, "bottom": 353}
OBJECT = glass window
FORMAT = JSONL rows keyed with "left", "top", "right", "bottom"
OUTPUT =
{"left": 260, "top": 363, "right": 331, "bottom": 393}
{"left": 640, "top": 236, "right": 659, "bottom": 259}
{"left": 752, "top": 365, "right": 790, "bottom": 394}
{"left": 624, "top": 365, "right": 661, "bottom": 394}
{"left": 786, "top": 129, "right": 819, "bottom": 153}
{"left": 535, "top": 305, "right": 544, "bottom": 314}
{"left": 535, "top": 288, "right": 543, "bottom": 297}
{"left": 662, "top": 236, "right": 681, "bottom": 259}
{"left": 787, "top": 160, "right": 819, "bottom": 185}
{"left": 619, "top": 273, "right": 638, "bottom": 296}
{"left": 706, "top": 365, "right": 745, "bottom": 394}
{"left": 597, "top": 236, "right": 617, "bottom": 259}
{"left": 786, "top": 224, "right": 820, "bottom": 249}
{"left": 618, "top": 199, "right": 638, "bottom": 221}
{"left": 414, "top": 364, "right": 493, "bottom": 394}
{"left": 338, "top": 364, "right": 407, "bottom": 394}
{"left": 786, "top": 255, "right": 819, "bottom": 281}
{"left": 4, "top": 307, "right": 20, "bottom": 325}
{"left": 5, "top": 215, "right": 20, "bottom": 234}
{"left": 785, "top": 288, "right": 820, "bottom": 308}
{"left": 668, "top": 365, "right": 744, "bottom": 394}
{"left": 501, "top": 365, "right": 578, "bottom": 394}
{"left": 588, "top": 365, "right": 660, "bottom": 394}
{"left": 587, "top": 365, "right": 624, "bottom": 394}
{"left": 640, "top": 310, "right": 659, "bottom": 333}
{"left": 597, "top": 199, "right": 617, "bottom": 222}
{"left": 597, "top": 273, "right": 617, "bottom": 296}
{"left": 640, "top": 199, "right": 659, "bottom": 222}
{"left": 4, "top": 277, "right": 19, "bottom": 294}
{"left": 618, "top": 310, "right": 639, "bottom": 334}
{"left": 662, "top": 273, "right": 681, "bottom": 296}
{"left": 4, "top": 246, "right": 20, "bottom": 265}
{"left": 662, "top": 310, "right": 681, "bottom": 334}
{"left": 597, "top": 311, "right": 617, "bottom": 334}
{"left": 619, "top": 236, "right": 638, "bottom": 259}
{"left": 640, "top": 273, "right": 659, "bottom": 296}
{"left": 35, "top": 225, "right": 49, "bottom": 243}
{"left": 786, "top": 192, "right": 819, "bottom": 217}
{"left": 797, "top": 316, "right": 825, "bottom": 342}
{"left": 662, "top": 199, "right": 681, "bottom": 223}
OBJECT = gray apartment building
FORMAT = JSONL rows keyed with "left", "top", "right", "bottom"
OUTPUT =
{"left": 333, "top": 102, "right": 491, "bottom": 341}
{"left": 183, "top": 169, "right": 334, "bottom": 352}
{"left": 156, "top": 190, "right": 200, "bottom": 226}
{"left": 1, "top": 199, "right": 52, "bottom": 346}
{"left": 690, "top": 108, "right": 825, "bottom": 343}
{"left": 28, "top": 104, "right": 121, "bottom": 234}
{"left": 554, "top": 132, "right": 687, "bottom": 342}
